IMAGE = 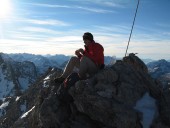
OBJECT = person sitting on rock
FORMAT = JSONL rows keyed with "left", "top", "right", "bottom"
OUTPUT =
{"left": 54, "top": 32, "right": 104, "bottom": 83}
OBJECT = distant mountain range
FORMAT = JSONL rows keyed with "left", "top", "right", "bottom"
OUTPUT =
{"left": 6, "top": 53, "right": 162, "bottom": 70}
{"left": 147, "top": 59, "right": 170, "bottom": 88}
{"left": 7, "top": 53, "right": 119, "bottom": 73}
{"left": 7, "top": 53, "right": 70, "bottom": 75}
{"left": 6, "top": 54, "right": 117, "bottom": 71}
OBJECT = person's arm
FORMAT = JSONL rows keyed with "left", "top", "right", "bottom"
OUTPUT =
{"left": 75, "top": 48, "right": 84, "bottom": 59}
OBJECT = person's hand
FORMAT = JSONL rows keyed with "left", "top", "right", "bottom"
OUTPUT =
{"left": 75, "top": 49, "right": 80, "bottom": 56}
{"left": 78, "top": 48, "right": 84, "bottom": 54}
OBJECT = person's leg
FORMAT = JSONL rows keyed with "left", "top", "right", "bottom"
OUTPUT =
{"left": 79, "top": 56, "right": 98, "bottom": 79}
{"left": 61, "top": 56, "right": 80, "bottom": 78}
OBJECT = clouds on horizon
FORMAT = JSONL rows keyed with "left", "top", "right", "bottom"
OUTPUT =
{"left": 0, "top": 0, "right": 169, "bottom": 59}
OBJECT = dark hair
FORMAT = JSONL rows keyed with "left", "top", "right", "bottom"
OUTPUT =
{"left": 83, "top": 32, "right": 93, "bottom": 41}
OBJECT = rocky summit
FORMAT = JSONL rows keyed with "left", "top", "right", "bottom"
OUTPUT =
{"left": 0, "top": 53, "right": 170, "bottom": 128}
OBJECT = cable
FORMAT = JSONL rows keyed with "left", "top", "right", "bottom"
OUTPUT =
{"left": 125, "top": 0, "right": 140, "bottom": 57}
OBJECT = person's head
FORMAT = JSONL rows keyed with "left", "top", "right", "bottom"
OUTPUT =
{"left": 83, "top": 32, "right": 94, "bottom": 45}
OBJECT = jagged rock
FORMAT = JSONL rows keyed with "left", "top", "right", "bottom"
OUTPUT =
{"left": 151, "top": 88, "right": 170, "bottom": 128}
{"left": 69, "top": 83, "right": 142, "bottom": 128}
{"left": 123, "top": 53, "right": 148, "bottom": 73}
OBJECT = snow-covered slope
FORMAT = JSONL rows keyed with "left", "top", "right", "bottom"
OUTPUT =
{"left": 0, "top": 53, "right": 37, "bottom": 98}
{"left": 147, "top": 59, "right": 170, "bottom": 88}
{"left": 147, "top": 59, "right": 170, "bottom": 77}
{"left": 135, "top": 93, "right": 157, "bottom": 128}
{"left": 147, "top": 59, "right": 170, "bottom": 78}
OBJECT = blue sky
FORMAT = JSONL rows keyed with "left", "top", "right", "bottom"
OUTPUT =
{"left": 0, "top": 0, "right": 170, "bottom": 60}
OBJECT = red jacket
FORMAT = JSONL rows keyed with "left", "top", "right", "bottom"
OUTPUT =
{"left": 79, "top": 41, "right": 104, "bottom": 66}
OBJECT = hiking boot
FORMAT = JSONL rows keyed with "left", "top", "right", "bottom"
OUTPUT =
{"left": 54, "top": 77, "right": 65, "bottom": 83}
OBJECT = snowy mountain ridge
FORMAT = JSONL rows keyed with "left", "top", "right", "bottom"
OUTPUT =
{"left": 147, "top": 59, "right": 170, "bottom": 75}
{"left": 0, "top": 53, "right": 37, "bottom": 98}
{"left": 7, "top": 53, "right": 70, "bottom": 75}
{"left": 147, "top": 59, "right": 170, "bottom": 88}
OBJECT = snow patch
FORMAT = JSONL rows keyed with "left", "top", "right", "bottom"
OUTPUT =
{"left": 16, "top": 96, "right": 20, "bottom": 101}
{"left": 0, "top": 101, "right": 9, "bottom": 109}
{"left": 43, "top": 75, "right": 51, "bottom": 87}
{"left": 153, "top": 67, "right": 159, "bottom": 70}
{"left": 43, "top": 81, "right": 49, "bottom": 88}
{"left": 0, "top": 101, "right": 9, "bottom": 117}
{"left": 51, "top": 68, "right": 55, "bottom": 71}
{"left": 134, "top": 93, "right": 157, "bottom": 128}
{"left": 20, "top": 106, "right": 35, "bottom": 119}
{"left": 44, "top": 75, "right": 51, "bottom": 81}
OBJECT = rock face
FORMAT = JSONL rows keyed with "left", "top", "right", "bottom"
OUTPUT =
{"left": 0, "top": 53, "right": 169, "bottom": 128}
